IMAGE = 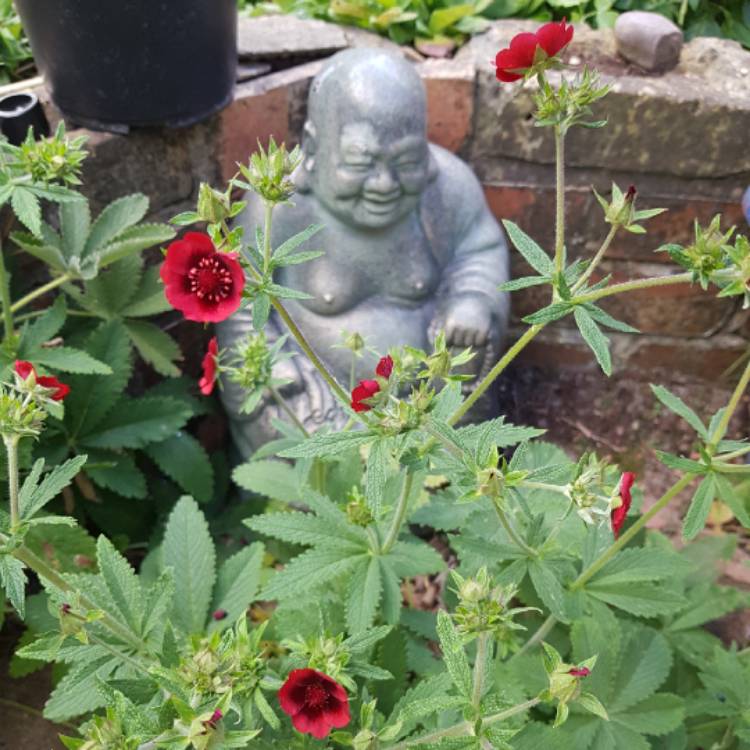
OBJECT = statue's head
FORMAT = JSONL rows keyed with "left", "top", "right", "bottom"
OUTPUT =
{"left": 299, "top": 48, "right": 432, "bottom": 230}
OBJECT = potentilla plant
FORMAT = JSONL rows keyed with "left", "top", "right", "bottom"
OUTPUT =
{"left": 2, "top": 20, "right": 750, "bottom": 750}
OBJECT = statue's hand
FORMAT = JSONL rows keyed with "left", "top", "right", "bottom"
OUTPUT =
{"left": 433, "top": 296, "right": 492, "bottom": 348}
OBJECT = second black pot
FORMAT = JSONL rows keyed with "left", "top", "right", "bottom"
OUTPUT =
{"left": 14, "top": 0, "right": 237, "bottom": 131}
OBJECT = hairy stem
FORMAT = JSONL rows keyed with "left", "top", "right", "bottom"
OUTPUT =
{"left": 574, "top": 272, "right": 693, "bottom": 305}
{"left": 493, "top": 499, "right": 537, "bottom": 558}
{"left": 381, "top": 470, "right": 415, "bottom": 554}
{"left": 5, "top": 434, "right": 20, "bottom": 531}
{"left": 450, "top": 325, "right": 543, "bottom": 425}
{"left": 472, "top": 632, "right": 490, "bottom": 710}
{"left": 10, "top": 274, "right": 72, "bottom": 313}
{"left": 0, "top": 235, "right": 14, "bottom": 339}
{"left": 262, "top": 202, "right": 273, "bottom": 274}
{"left": 571, "top": 224, "right": 619, "bottom": 293}
{"left": 269, "top": 385, "right": 309, "bottom": 436}
{"left": 514, "top": 614, "right": 556, "bottom": 659}
{"left": 553, "top": 126, "right": 566, "bottom": 280}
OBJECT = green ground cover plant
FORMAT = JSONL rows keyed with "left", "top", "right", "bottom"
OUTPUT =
{"left": 1, "top": 19, "right": 750, "bottom": 750}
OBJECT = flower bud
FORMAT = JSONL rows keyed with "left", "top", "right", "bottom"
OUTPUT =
{"left": 197, "top": 182, "right": 232, "bottom": 224}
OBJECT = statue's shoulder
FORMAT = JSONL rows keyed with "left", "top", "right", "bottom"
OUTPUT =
{"left": 426, "top": 144, "right": 486, "bottom": 211}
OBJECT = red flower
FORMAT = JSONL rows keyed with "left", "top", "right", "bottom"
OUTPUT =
{"left": 204, "top": 709, "right": 222, "bottom": 730}
{"left": 212, "top": 608, "right": 227, "bottom": 621}
{"left": 569, "top": 666, "right": 591, "bottom": 677}
{"left": 495, "top": 20, "right": 574, "bottom": 82}
{"left": 279, "top": 669, "right": 350, "bottom": 739}
{"left": 14, "top": 360, "right": 70, "bottom": 401}
{"left": 199, "top": 337, "right": 219, "bottom": 395}
{"left": 351, "top": 379, "right": 380, "bottom": 413}
{"left": 375, "top": 354, "right": 394, "bottom": 378}
{"left": 160, "top": 232, "right": 244, "bottom": 323}
{"left": 611, "top": 472, "right": 636, "bottom": 538}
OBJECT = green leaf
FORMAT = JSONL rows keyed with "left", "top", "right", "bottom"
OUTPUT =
{"left": 0, "top": 554, "right": 26, "bottom": 617}
{"left": 379, "top": 558, "right": 402, "bottom": 624}
{"left": 650, "top": 385, "right": 707, "bottom": 438}
{"left": 145, "top": 432, "right": 214, "bottom": 503}
{"left": 19, "top": 454, "right": 88, "bottom": 519}
{"left": 279, "top": 430, "right": 373, "bottom": 459}
{"left": 682, "top": 477, "right": 716, "bottom": 541}
{"left": 19, "top": 295, "right": 67, "bottom": 352}
{"left": 10, "top": 231, "right": 65, "bottom": 271}
{"left": 85, "top": 450, "right": 146, "bottom": 499}
{"left": 585, "top": 548, "right": 689, "bottom": 588}
{"left": 583, "top": 304, "right": 639, "bottom": 334}
{"left": 33, "top": 346, "right": 112, "bottom": 375}
{"left": 435, "top": 610, "right": 472, "bottom": 698}
{"left": 44, "top": 655, "right": 114, "bottom": 721}
{"left": 96, "top": 536, "right": 143, "bottom": 635}
{"left": 11, "top": 187, "right": 41, "bottom": 235}
{"left": 587, "top": 582, "right": 686, "bottom": 617}
{"left": 246, "top": 510, "right": 363, "bottom": 549}
{"left": 655, "top": 451, "right": 707, "bottom": 474}
{"left": 529, "top": 559, "right": 570, "bottom": 622}
{"left": 273, "top": 223, "right": 323, "bottom": 259}
{"left": 84, "top": 194, "right": 149, "bottom": 255}
{"left": 232, "top": 459, "right": 300, "bottom": 502}
{"left": 125, "top": 320, "right": 182, "bottom": 378}
{"left": 615, "top": 693, "right": 684, "bottom": 736}
{"left": 498, "top": 276, "right": 548, "bottom": 292}
{"left": 208, "top": 542, "right": 264, "bottom": 632}
{"left": 365, "top": 438, "right": 390, "bottom": 514}
{"left": 712, "top": 474, "right": 750, "bottom": 528}
{"left": 79, "top": 397, "right": 192, "bottom": 449}
{"left": 386, "top": 541, "right": 444, "bottom": 578}
{"left": 96, "top": 223, "right": 175, "bottom": 268}
{"left": 502, "top": 220, "right": 553, "bottom": 275}
{"left": 60, "top": 198, "right": 90, "bottom": 259}
{"left": 523, "top": 301, "right": 573, "bottom": 325}
{"left": 161, "top": 497, "right": 216, "bottom": 634}
{"left": 574, "top": 307, "right": 612, "bottom": 375}
{"left": 261, "top": 547, "right": 364, "bottom": 601}
{"left": 346, "top": 556, "right": 382, "bottom": 634}
{"left": 119, "top": 265, "right": 171, "bottom": 317}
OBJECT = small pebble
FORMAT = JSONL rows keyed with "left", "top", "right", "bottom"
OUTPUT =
{"left": 615, "top": 11, "right": 683, "bottom": 73}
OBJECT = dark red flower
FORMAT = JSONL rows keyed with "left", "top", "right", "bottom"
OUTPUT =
{"left": 351, "top": 379, "right": 380, "bottom": 413}
{"left": 160, "top": 232, "right": 244, "bottom": 323}
{"left": 279, "top": 668, "right": 350, "bottom": 739}
{"left": 569, "top": 666, "right": 591, "bottom": 678}
{"left": 495, "top": 20, "right": 574, "bottom": 83}
{"left": 376, "top": 354, "right": 394, "bottom": 378}
{"left": 611, "top": 472, "right": 636, "bottom": 538}
{"left": 61, "top": 603, "right": 71, "bottom": 614}
{"left": 212, "top": 608, "right": 227, "bottom": 621}
{"left": 199, "top": 337, "right": 219, "bottom": 396}
{"left": 204, "top": 709, "right": 223, "bottom": 730}
{"left": 14, "top": 360, "right": 70, "bottom": 401}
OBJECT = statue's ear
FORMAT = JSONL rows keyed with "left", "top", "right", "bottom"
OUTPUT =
{"left": 296, "top": 121, "right": 317, "bottom": 193}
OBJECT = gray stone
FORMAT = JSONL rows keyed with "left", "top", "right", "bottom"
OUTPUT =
{"left": 237, "top": 15, "right": 348, "bottom": 60}
{"left": 614, "top": 11, "right": 683, "bottom": 72}
{"left": 217, "top": 48, "right": 510, "bottom": 456}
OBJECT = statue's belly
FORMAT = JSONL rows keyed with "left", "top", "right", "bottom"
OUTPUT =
{"left": 286, "top": 296, "right": 435, "bottom": 383}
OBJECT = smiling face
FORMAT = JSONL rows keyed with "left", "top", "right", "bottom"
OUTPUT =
{"left": 314, "top": 120, "right": 429, "bottom": 229}
{"left": 302, "top": 48, "right": 431, "bottom": 230}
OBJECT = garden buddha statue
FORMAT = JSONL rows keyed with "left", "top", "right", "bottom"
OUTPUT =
{"left": 217, "top": 48, "right": 510, "bottom": 458}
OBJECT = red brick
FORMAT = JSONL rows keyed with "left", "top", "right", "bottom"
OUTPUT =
{"left": 420, "top": 59, "right": 475, "bottom": 153}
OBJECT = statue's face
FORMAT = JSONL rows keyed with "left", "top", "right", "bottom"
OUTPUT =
{"left": 312, "top": 120, "right": 429, "bottom": 229}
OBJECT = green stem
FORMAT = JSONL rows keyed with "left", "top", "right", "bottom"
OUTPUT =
{"left": 269, "top": 385, "right": 309, "bottom": 437}
{"left": 449, "top": 325, "right": 543, "bottom": 425}
{"left": 574, "top": 272, "right": 693, "bottom": 305}
{"left": 493, "top": 499, "right": 537, "bottom": 557}
{"left": 707, "top": 357, "right": 750, "bottom": 451}
{"left": 5, "top": 434, "right": 20, "bottom": 531}
{"left": 688, "top": 718, "right": 730, "bottom": 734}
{"left": 88, "top": 632, "right": 151, "bottom": 677}
{"left": 515, "top": 614, "right": 556, "bottom": 659}
{"left": 553, "top": 126, "right": 566, "bottom": 280}
{"left": 571, "top": 224, "right": 619, "bottom": 293}
{"left": 522, "top": 481, "right": 569, "bottom": 495}
{"left": 484, "top": 697, "right": 541, "bottom": 727}
{"left": 9, "top": 542, "right": 149, "bottom": 655}
{"left": 271, "top": 297, "right": 351, "bottom": 407}
{"left": 10, "top": 273, "right": 72, "bottom": 313}
{"left": 570, "top": 473, "right": 695, "bottom": 591}
{"left": 262, "top": 201, "right": 273, "bottom": 274}
{"left": 472, "top": 632, "right": 490, "bottom": 710}
{"left": 0, "top": 234, "right": 14, "bottom": 339}
{"left": 381, "top": 471, "right": 415, "bottom": 554}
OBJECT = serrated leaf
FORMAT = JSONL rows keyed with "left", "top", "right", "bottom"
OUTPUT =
{"left": 682, "top": 477, "right": 715, "bottom": 541}
{"left": 614, "top": 693, "right": 684, "bottom": 736}
{"left": 96, "top": 223, "right": 175, "bottom": 268}
{"left": 436, "top": 610, "right": 472, "bottom": 698}
{"left": 60, "top": 198, "right": 90, "bottom": 259}
{"left": 279, "top": 431, "right": 373, "bottom": 459}
{"left": 79, "top": 397, "right": 192, "bottom": 449}
{"left": 655, "top": 451, "right": 707, "bottom": 474}
{"left": 85, "top": 450, "right": 147, "bottom": 499}
{"left": 530, "top": 559, "right": 570, "bottom": 622}
{"left": 650, "top": 385, "right": 707, "bottom": 438}
{"left": 125, "top": 320, "right": 182, "bottom": 378}
{"left": 502, "top": 220, "right": 553, "bottom": 275}
{"left": 232, "top": 459, "right": 300, "bottom": 502}
{"left": 574, "top": 307, "right": 612, "bottom": 375}
{"left": 523, "top": 301, "right": 573, "bottom": 325}
{"left": 261, "top": 547, "right": 364, "bottom": 601}
{"left": 162, "top": 497, "right": 216, "bottom": 634}
{"left": 712, "top": 473, "right": 750, "bottom": 528}
{"left": 33, "top": 346, "right": 112, "bottom": 374}
{"left": 379, "top": 558, "right": 402, "bottom": 624}
{"left": 44, "top": 655, "right": 115, "bottom": 721}
{"left": 386, "top": 541, "right": 444, "bottom": 577}
{"left": 120, "top": 265, "right": 172, "bottom": 317}
{"left": 246, "top": 510, "right": 363, "bottom": 549}
{"left": 365, "top": 438, "right": 390, "bottom": 514}
{"left": 18, "top": 295, "right": 67, "bottom": 352}
{"left": 145, "top": 432, "right": 213, "bottom": 503}
{"left": 583, "top": 304, "right": 639, "bottom": 334}
{"left": 11, "top": 186, "right": 41, "bottom": 235}
{"left": 20, "top": 454, "right": 88, "bottom": 519}
{"left": 10, "top": 230, "right": 65, "bottom": 271}
{"left": 208, "top": 542, "right": 264, "bottom": 632}
{"left": 84, "top": 194, "right": 149, "bottom": 255}
{"left": 498, "top": 276, "right": 549, "bottom": 292}
{"left": 587, "top": 582, "right": 686, "bottom": 617}
{"left": 586, "top": 548, "right": 689, "bottom": 588}
{"left": 273, "top": 223, "right": 323, "bottom": 259}
{"left": 346, "top": 556, "right": 382, "bottom": 633}
{"left": 96, "top": 536, "right": 143, "bottom": 635}
{"left": 0, "top": 554, "right": 26, "bottom": 617}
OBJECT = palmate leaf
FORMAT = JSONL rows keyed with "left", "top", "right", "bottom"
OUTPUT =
{"left": 84, "top": 449, "right": 147, "bottom": 499}
{"left": 161, "top": 496, "right": 216, "bottom": 634}
{"left": 682, "top": 477, "right": 716, "bottom": 541}
{"left": 502, "top": 220, "right": 553, "bottom": 276}
{"left": 365, "top": 437, "right": 390, "bottom": 514}
{"left": 232, "top": 458, "right": 301, "bottom": 502}
{"left": 119, "top": 265, "right": 171, "bottom": 318}
{"left": 574, "top": 306, "right": 612, "bottom": 375}
{"left": 650, "top": 385, "right": 708, "bottom": 438}
{"left": 44, "top": 654, "right": 117, "bottom": 722}
{"left": 457, "top": 416, "right": 546, "bottom": 451}
{"left": 84, "top": 194, "right": 149, "bottom": 254}
{"left": 96, "top": 536, "right": 144, "bottom": 635}
{"left": 435, "top": 610, "right": 472, "bottom": 699}
{"left": 0, "top": 554, "right": 27, "bottom": 617}
{"left": 246, "top": 510, "right": 364, "bottom": 548}
{"left": 19, "top": 454, "right": 88, "bottom": 519}
{"left": 145, "top": 432, "right": 214, "bottom": 503}
{"left": 11, "top": 186, "right": 41, "bottom": 235}
{"left": 280, "top": 430, "right": 374, "bottom": 459}
{"left": 32, "top": 346, "right": 112, "bottom": 375}
{"left": 346, "top": 556, "right": 382, "bottom": 634}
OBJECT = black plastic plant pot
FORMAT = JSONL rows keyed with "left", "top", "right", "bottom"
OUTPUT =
{"left": 0, "top": 92, "right": 50, "bottom": 144}
{"left": 14, "top": 0, "right": 237, "bottom": 132}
